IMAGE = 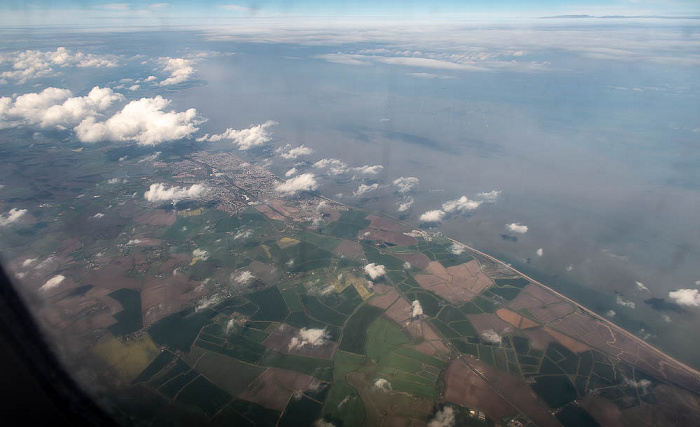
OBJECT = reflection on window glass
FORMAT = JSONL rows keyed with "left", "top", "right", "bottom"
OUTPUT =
{"left": 1, "top": 1, "right": 699, "bottom": 426}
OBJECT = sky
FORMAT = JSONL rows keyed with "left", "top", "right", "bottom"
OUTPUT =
{"left": 1, "top": 0, "right": 699, "bottom": 27}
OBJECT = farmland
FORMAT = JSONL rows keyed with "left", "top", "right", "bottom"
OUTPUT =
{"left": 6, "top": 146, "right": 700, "bottom": 427}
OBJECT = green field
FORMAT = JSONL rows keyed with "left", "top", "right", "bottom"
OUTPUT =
{"left": 321, "top": 210, "right": 370, "bottom": 240}
{"left": 176, "top": 376, "right": 232, "bottom": 417}
{"left": 107, "top": 288, "right": 143, "bottom": 336}
{"left": 149, "top": 307, "right": 216, "bottom": 352}
{"left": 339, "top": 305, "right": 384, "bottom": 354}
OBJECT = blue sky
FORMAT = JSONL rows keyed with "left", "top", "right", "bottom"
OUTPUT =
{"left": 3, "top": 0, "right": 699, "bottom": 22}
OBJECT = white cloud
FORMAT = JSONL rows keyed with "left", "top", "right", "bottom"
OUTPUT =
{"left": 442, "top": 196, "right": 482, "bottom": 213}
{"left": 668, "top": 289, "right": 700, "bottom": 307}
{"left": 605, "top": 310, "right": 616, "bottom": 318}
{"left": 411, "top": 300, "right": 423, "bottom": 318}
{"left": 195, "top": 294, "right": 223, "bottom": 312}
{"left": 616, "top": 294, "right": 636, "bottom": 309}
{"left": 314, "top": 158, "right": 348, "bottom": 175}
{"left": 313, "top": 420, "right": 336, "bottom": 427}
{"left": 22, "top": 258, "right": 37, "bottom": 268}
{"left": 353, "top": 183, "right": 379, "bottom": 197}
{"left": 662, "top": 314, "right": 671, "bottom": 322}
{"left": 419, "top": 209, "right": 445, "bottom": 223}
{"left": 276, "top": 173, "right": 318, "bottom": 195}
{"left": 403, "top": 262, "right": 411, "bottom": 269}
{"left": 635, "top": 281, "right": 648, "bottom": 292}
{"left": 450, "top": 242, "right": 466, "bottom": 255}
{"left": 623, "top": 378, "right": 652, "bottom": 394}
{"left": 0, "top": 208, "right": 27, "bottom": 226}
{"left": 288, "top": 328, "right": 329, "bottom": 350}
{"left": 352, "top": 165, "right": 383, "bottom": 175}
{"left": 143, "top": 183, "right": 208, "bottom": 203}
{"left": 39, "top": 275, "right": 65, "bottom": 292}
{"left": 144, "top": 75, "right": 157, "bottom": 82}
{"left": 373, "top": 378, "right": 392, "bottom": 391}
{"left": 232, "top": 270, "right": 255, "bottom": 285}
{"left": 427, "top": 406, "right": 456, "bottom": 427}
{"left": 234, "top": 229, "right": 253, "bottom": 240}
{"left": 364, "top": 263, "right": 386, "bottom": 280}
{"left": 198, "top": 120, "right": 277, "bottom": 150}
{"left": 285, "top": 167, "right": 298, "bottom": 177}
{"left": 478, "top": 190, "right": 501, "bottom": 200}
{"left": 0, "top": 86, "right": 123, "bottom": 129}
{"left": 90, "top": 213, "right": 104, "bottom": 219}
{"left": 0, "top": 47, "right": 118, "bottom": 83}
{"left": 126, "top": 239, "right": 142, "bottom": 246}
{"left": 536, "top": 248, "right": 543, "bottom": 257}
{"left": 75, "top": 96, "right": 201, "bottom": 145}
{"left": 566, "top": 264, "right": 574, "bottom": 272}
{"left": 393, "top": 176, "right": 419, "bottom": 193}
{"left": 159, "top": 57, "right": 195, "bottom": 86}
{"left": 397, "top": 197, "right": 414, "bottom": 212}
{"left": 279, "top": 144, "right": 313, "bottom": 159}
{"left": 193, "top": 248, "right": 209, "bottom": 260}
{"left": 480, "top": 329, "right": 502, "bottom": 344}
{"left": 506, "top": 222, "right": 528, "bottom": 234}
{"left": 128, "top": 84, "right": 140, "bottom": 91}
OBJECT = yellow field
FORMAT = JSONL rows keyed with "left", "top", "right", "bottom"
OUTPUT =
{"left": 333, "top": 273, "right": 374, "bottom": 300}
{"left": 177, "top": 208, "right": 203, "bottom": 217}
{"left": 277, "top": 237, "right": 300, "bottom": 249}
{"left": 92, "top": 335, "right": 160, "bottom": 382}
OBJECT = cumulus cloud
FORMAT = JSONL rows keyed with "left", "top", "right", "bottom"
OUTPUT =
{"left": 373, "top": 378, "right": 392, "bottom": 391}
{"left": 195, "top": 294, "right": 223, "bottom": 312}
{"left": 623, "top": 378, "right": 652, "bottom": 394}
{"left": 353, "top": 183, "right": 379, "bottom": 197}
{"left": 442, "top": 196, "right": 482, "bottom": 213}
{"left": 0, "top": 86, "right": 123, "bottom": 129}
{"left": 364, "top": 263, "right": 386, "bottom": 280}
{"left": 285, "top": 167, "right": 298, "bottom": 177}
{"left": 143, "top": 183, "right": 208, "bottom": 203}
{"left": 198, "top": 120, "right": 277, "bottom": 150}
{"left": 22, "top": 258, "right": 37, "bottom": 268}
{"left": 668, "top": 289, "right": 700, "bottom": 307}
{"left": 411, "top": 300, "right": 423, "bottom": 318}
{"left": 278, "top": 144, "right": 313, "bottom": 159}
{"left": 566, "top": 264, "right": 573, "bottom": 272}
{"left": 397, "top": 197, "right": 414, "bottom": 212}
{"left": 427, "top": 406, "right": 456, "bottom": 427}
{"left": 478, "top": 190, "right": 501, "bottom": 200}
{"left": 276, "top": 173, "right": 318, "bottom": 195}
{"left": 393, "top": 176, "right": 419, "bottom": 193}
{"left": 352, "top": 165, "right": 383, "bottom": 175}
{"left": 289, "top": 328, "right": 330, "bottom": 350}
{"left": 75, "top": 96, "right": 202, "bottom": 145}
{"left": 232, "top": 270, "right": 255, "bottom": 285}
{"left": 635, "top": 281, "right": 649, "bottom": 291}
{"left": 536, "top": 248, "right": 543, "bottom": 257}
{"left": 90, "top": 213, "right": 104, "bottom": 219}
{"left": 0, "top": 208, "right": 27, "bottom": 226}
{"left": 0, "top": 47, "right": 118, "bottom": 83}
{"left": 450, "top": 242, "right": 466, "bottom": 255}
{"left": 39, "top": 275, "right": 65, "bottom": 292}
{"left": 506, "top": 222, "right": 528, "bottom": 234}
{"left": 605, "top": 310, "right": 616, "bottom": 318}
{"left": 480, "top": 329, "right": 502, "bottom": 344}
{"left": 419, "top": 209, "right": 446, "bottom": 224}
{"left": 314, "top": 158, "right": 348, "bottom": 175}
{"left": 158, "top": 57, "right": 195, "bottom": 86}
{"left": 616, "top": 294, "right": 636, "bottom": 309}
{"left": 193, "top": 248, "right": 209, "bottom": 260}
